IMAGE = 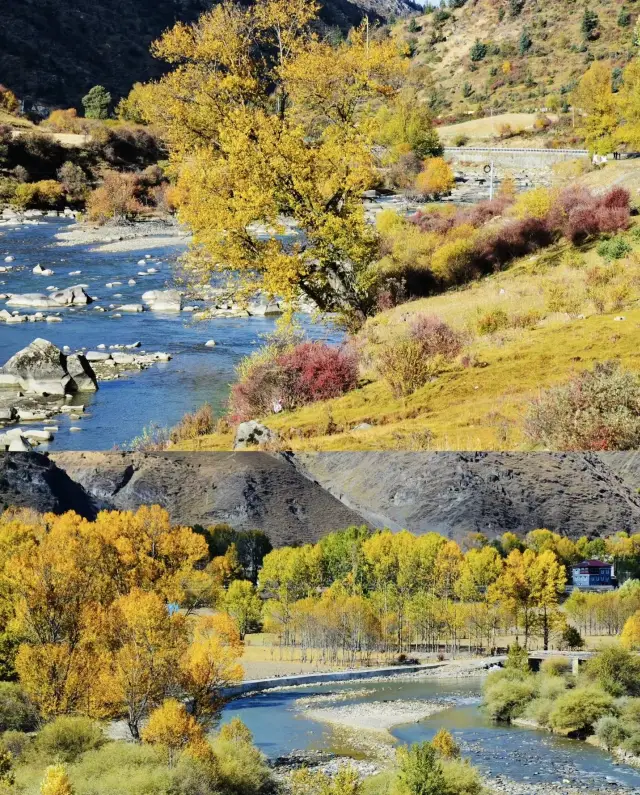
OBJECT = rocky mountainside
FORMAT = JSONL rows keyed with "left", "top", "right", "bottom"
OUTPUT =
{"left": 400, "top": 0, "right": 634, "bottom": 116}
{"left": 1, "top": 451, "right": 640, "bottom": 542}
{"left": 0, "top": 0, "right": 417, "bottom": 110}
{"left": 292, "top": 452, "right": 640, "bottom": 539}
{"left": 50, "top": 451, "right": 366, "bottom": 545}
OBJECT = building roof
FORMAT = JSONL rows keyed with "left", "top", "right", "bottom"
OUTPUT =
{"left": 573, "top": 560, "right": 610, "bottom": 568}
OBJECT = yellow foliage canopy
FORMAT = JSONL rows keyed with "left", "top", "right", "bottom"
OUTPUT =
{"left": 137, "top": 0, "right": 406, "bottom": 318}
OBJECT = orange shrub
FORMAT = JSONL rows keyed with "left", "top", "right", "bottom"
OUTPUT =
{"left": 414, "top": 157, "right": 455, "bottom": 198}
{"left": 45, "top": 109, "right": 86, "bottom": 134}
{"left": 86, "top": 171, "right": 143, "bottom": 224}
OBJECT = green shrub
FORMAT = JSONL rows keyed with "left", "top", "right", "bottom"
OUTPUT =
{"left": 1, "top": 730, "right": 31, "bottom": 760}
{"left": 540, "top": 658, "right": 572, "bottom": 677}
{"left": 597, "top": 236, "right": 632, "bottom": 261}
{"left": 394, "top": 741, "right": 445, "bottom": 795}
{"left": 548, "top": 686, "right": 615, "bottom": 735}
{"left": 537, "top": 675, "right": 569, "bottom": 701}
{"left": 483, "top": 674, "right": 537, "bottom": 721}
{"left": 0, "top": 684, "right": 38, "bottom": 733}
{"left": 440, "top": 758, "right": 483, "bottom": 795}
{"left": 524, "top": 362, "right": 640, "bottom": 451}
{"left": 524, "top": 697, "right": 554, "bottom": 727}
{"left": 622, "top": 733, "right": 640, "bottom": 756}
{"left": 509, "top": 309, "right": 542, "bottom": 330}
{"left": 211, "top": 735, "right": 272, "bottom": 795}
{"left": 559, "top": 626, "right": 585, "bottom": 650}
{"left": 583, "top": 645, "right": 640, "bottom": 697}
{"left": 36, "top": 716, "right": 105, "bottom": 763}
{"left": 620, "top": 697, "right": 640, "bottom": 728}
{"left": 595, "top": 715, "right": 629, "bottom": 750}
{"left": 476, "top": 308, "right": 509, "bottom": 335}
{"left": 70, "top": 743, "right": 176, "bottom": 795}
{"left": 470, "top": 40, "right": 488, "bottom": 62}
{"left": 377, "top": 339, "right": 441, "bottom": 398}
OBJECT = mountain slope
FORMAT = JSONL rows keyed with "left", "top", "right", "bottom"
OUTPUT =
{"left": 398, "top": 0, "right": 634, "bottom": 116}
{"left": 0, "top": 451, "right": 639, "bottom": 543}
{"left": 0, "top": 0, "right": 417, "bottom": 110}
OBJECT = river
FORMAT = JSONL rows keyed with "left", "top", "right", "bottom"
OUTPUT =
{"left": 0, "top": 218, "right": 339, "bottom": 450}
{"left": 220, "top": 676, "right": 640, "bottom": 794}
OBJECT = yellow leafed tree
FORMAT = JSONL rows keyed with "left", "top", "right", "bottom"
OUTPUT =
{"left": 103, "top": 588, "right": 187, "bottom": 739}
{"left": 136, "top": 0, "right": 406, "bottom": 321}
{"left": 571, "top": 61, "right": 618, "bottom": 154}
{"left": 142, "top": 698, "right": 204, "bottom": 767}
{"left": 179, "top": 614, "right": 243, "bottom": 726}
{"left": 621, "top": 610, "right": 640, "bottom": 649}
{"left": 40, "top": 765, "right": 73, "bottom": 795}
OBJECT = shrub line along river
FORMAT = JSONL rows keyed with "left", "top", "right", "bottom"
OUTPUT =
{"left": 220, "top": 675, "right": 640, "bottom": 794}
{"left": 0, "top": 217, "right": 340, "bottom": 450}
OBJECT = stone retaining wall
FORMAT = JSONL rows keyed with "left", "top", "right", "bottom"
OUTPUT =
{"left": 222, "top": 663, "right": 433, "bottom": 698}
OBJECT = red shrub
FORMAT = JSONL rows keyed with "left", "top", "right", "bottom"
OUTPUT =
{"left": 552, "top": 186, "right": 630, "bottom": 244}
{"left": 475, "top": 216, "right": 555, "bottom": 270}
{"left": 412, "top": 209, "right": 456, "bottom": 235}
{"left": 564, "top": 207, "right": 601, "bottom": 245}
{"left": 278, "top": 342, "right": 358, "bottom": 405}
{"left": 458, "top": 196, "right": 513, "bottom": 227}
{"left": 229, "top": 359, "right": 291, "bottom": 423}
{"left": 602, "top": 187, "right": 630, "bottom": 209}
{"left": 229, "top": 342, "right": 358, "bottom": 421}
{"left": 410, "top": 315, "right": 464, "bottom": 359}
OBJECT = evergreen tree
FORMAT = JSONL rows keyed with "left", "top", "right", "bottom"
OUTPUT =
{"left": 618, "top": 7, "right": 631, "bottom": 27}
{"left": 81, "top": 85, "right": 111, "bottom": 119}
{"left": 519, "top": 29, "right": 533, "bottom": 56}
{"left": 470, "top": 39, "right": 488, "bottom": 62}
{"left": 582, "top": 8, "right": 599, "bottom": 38}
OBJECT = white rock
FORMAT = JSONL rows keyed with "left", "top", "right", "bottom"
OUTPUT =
{"left": 118, "top": 304, "right": 144, "bottom": 313}
{"left": 85, "top": 352, "right": 112, "bottom": 362}
{"left": 111, "top": 352, "right": 135, "bottom": 365}
{"left": 205, "top": 340, "right": 216, "bottom": 347}
{"left": 4, "top": 256, "right": 14, "bottom": 263}
{"left": 7, "top": 437, "right": 31, "bottom": 452}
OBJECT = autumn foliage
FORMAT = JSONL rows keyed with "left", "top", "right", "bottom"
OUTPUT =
{"left": 0, "top": 507, "right": 244, "bottom": 738}
{"left": 229, "top": 341, "right": 358, "bottom": 421}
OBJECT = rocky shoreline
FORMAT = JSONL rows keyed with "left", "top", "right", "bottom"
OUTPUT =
{"left": 0, "top": 338, "right": 172, "bottom": 450}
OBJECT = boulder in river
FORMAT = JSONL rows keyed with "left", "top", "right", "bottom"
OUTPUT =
{"left": 1, "top": 338, "right": 98, "bottom": 396}
{"left": 6, "top": 285, "right": 92, "bottom": 308}
{"left": 248, "top": 297, "right": 283, "bottom": 317}
{"left": 49, "top": 286, "right": 93, "bottom": 306}
{"left": 66, "top": 354, "right": 99, "bottom": 392}
{"left": 142, "top": 289, "right": 182, "bottom": 313}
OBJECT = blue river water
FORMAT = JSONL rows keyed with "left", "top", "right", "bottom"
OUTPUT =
{"left": 0, "top": 218, "right": 339, "bottom": 450}
{"left": 220, "top": 677, "right": 640, "bottom": 792}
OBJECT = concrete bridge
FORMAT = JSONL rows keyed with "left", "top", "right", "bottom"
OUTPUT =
{"left": 491, "top": 650, "right": 595, "bottom": 674}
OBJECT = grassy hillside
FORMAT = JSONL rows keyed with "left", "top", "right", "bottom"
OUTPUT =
{"left": 397, "top": 0, "right": 636, "bottom": 119}
{"left": 175, "top": 176, "right": 640, "bottom": 452}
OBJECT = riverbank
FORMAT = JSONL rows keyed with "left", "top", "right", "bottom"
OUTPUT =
{"left": 302, "top": 698, "right": 455, "bottom": 733}
{"left": 54, "top": 218, "right": 190, "bottom": 252}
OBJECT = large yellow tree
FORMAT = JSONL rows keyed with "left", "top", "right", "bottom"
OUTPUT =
{"left": 138, "top": 0, "right": 406, "bottom": 320}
